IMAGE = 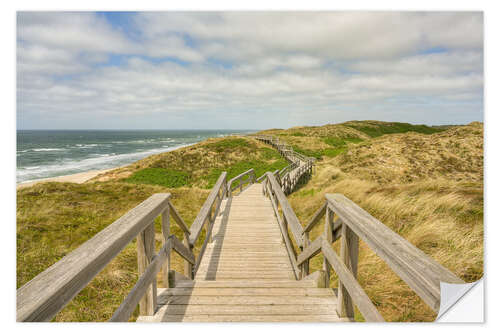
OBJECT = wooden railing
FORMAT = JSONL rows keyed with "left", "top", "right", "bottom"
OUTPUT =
{"left": 227, "top": 168, "right": 256, "bottom": 197}
{"left": 262, "top": 171, "right": 464, "bottom": 322}
{"left": 262, "top": 171, "right": 303, "bottom": 279}
{"left": 254, "top": 135, "right": 313, "bottom": 194}
{"left": 16, "top": 172, "right": 228, "bottom": 322}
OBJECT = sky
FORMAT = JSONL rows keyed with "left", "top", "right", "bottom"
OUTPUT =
{"left": 16, "top": 11, "right": 484, "bottom": 130}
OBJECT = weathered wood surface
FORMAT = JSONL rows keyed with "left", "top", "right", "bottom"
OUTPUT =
{"left": 141, "top": 184, "right": 343, "bottom": 322}
{"left": 111, "top": 241, "right": 170, "bottom": 322}
{"left": 297, "top": 235, "right": 323, "bottom": 265}
{"left": 254, "top": 135, "right": 313, "bottom": 195}
{"left": 188, "top": 172, "right": 227, "bottom": 245}
{"left": 303, "top": 202, "right": 327, "bottom": 233}
{"left": 322, "top": 240, "right": 385, "bottom": 322}
{"left": 17, "top": 193, "right": 171, "bottom": 322}
{"left": 168, "top": 201, "right": 190, "bottom": 236}
{"left": 196, "top": 184, "right": 295, "bottom": 281}
{"left": 265, "top": 172, "right": 303, "bottom": 245}
{"left": 227, "top": 168, "right": 256, "bottom": 196}
{"left": 136, "top": 223, "right": 157, "bottom": 316}
{"left": 326, "top": 193, "right": 463, "bottom": 312}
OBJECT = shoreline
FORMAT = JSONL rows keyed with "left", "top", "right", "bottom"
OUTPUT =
{"left": 16, "top": 167, "right": 121, "bottom": 189}
{"left": 15, "top": 140, "right": 219, "bottom": 190}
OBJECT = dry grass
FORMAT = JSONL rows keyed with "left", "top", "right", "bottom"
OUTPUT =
{"left": 17, "top": 181, "right": 210, "bottom": 321}
{"left": 285, "top": 122, "right": 483, "bottom": 321}
{"left": 16, "top": 121, "right": 483, "bottom": 322}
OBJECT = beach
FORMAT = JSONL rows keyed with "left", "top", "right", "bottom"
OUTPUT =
{"left": 16, "top": 167, "right": 118, "bottom": 189}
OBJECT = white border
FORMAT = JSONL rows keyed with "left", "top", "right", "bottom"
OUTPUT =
{"left": 3, "top": 1, "right": 496, "bottom": 332}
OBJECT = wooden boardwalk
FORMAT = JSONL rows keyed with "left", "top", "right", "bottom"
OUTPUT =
{"left": 17, "top": 135, "right": 464, "bottom": 323}
{"left": 137, "top": 184, "right": 342, "bottom": 322}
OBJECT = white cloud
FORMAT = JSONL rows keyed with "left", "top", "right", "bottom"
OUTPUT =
{"left": 16, "top": 11, "right": 483, "bottom": 129}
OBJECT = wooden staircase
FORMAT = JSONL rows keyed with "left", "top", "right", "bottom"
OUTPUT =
{"left": 137, "top": 184, "right": 342, "bottom": 322}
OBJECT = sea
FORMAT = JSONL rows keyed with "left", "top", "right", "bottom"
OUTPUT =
{"left": 17, "top": 129, "right": 255, "bottom": 184}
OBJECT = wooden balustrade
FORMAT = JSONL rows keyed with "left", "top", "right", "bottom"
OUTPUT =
{"left": 253, "top": 135, "right": 313, "bottom": 194}
{"left": 296, "top": 193, "right": 464, "bottom": 321}
{"left": 17, "top": 172, "right": 229, "bottom": 322}
{"left": 227, "top": 169, "right": 256, "bottom": 197}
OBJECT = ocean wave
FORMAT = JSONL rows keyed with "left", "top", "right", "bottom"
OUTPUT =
{"left": 17, "top": 143, "right": 194, "bottom": 183}
{"left": 32, "top": 148, "right": 67, "bottom": 152}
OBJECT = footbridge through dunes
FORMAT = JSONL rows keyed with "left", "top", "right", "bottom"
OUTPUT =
{"left": 17, "top": 136, "right": 464, "bottom": 322}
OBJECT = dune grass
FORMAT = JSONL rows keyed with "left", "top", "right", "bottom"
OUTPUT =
{"left": 16, "top": 122, "right": 483, "bottom": 322}
{"left": 283, "top": 122, "right": 483, "bottom": 322}
{"left": 16, "top": 135, "right": 288, "bottom": 322}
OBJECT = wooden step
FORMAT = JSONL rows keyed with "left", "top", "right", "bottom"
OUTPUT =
{"left": 137, "top": 314, "right": 344, "bottom": 322}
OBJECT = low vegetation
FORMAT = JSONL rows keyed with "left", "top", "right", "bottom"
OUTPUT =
{"left": 16, "top": 136, "right": 288, "bottom": 321}
{"left": 277, "top": 121, "right": 484, "bottom": 322}
{"left": 17, "top": 121, "right": 483, "bottom": 322}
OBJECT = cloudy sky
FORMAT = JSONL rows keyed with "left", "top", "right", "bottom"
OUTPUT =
{"left": 16, "top": 12, "right": 483, "bottom": 130}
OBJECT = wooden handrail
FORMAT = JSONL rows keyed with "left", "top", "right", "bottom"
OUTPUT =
{"left": 17, "top": 193, "right": 173, "bottom": 322}
{"left": 168, "top": 201, "right": 190, "bottom": 236}
{"left": 227, "top": 168, "right": 256, "bottom": 197}
{"left": 325, "top": 193, "right": 464, "bottom": 312}
{"left": 321, "top": 240, "right": 385, "bottom": 322}
{"left": 110, "top": 239, "right": 171, "bottom": 322}
{"left": 303, "top": 202, "right": 327, "bottom": 234}
{"left": 17, "top": 171, "right": 230, "bottom": 322}
{"left": 295, "top": 193, "right": 465, "bottom": 321}
{"left": 265, "top": 172, "right": 303, "bottom": 245}
{"left": 188, "top": 172, "right": 227, "bottom": 245}
{"left": 253, "top": 135, "right": 313, "bottom": 195}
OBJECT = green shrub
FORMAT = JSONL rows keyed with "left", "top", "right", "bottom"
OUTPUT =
{"left": 206, "top": 138, "right": 249, "bottom": 152}
{"left": 125, "top": 168, "right": 189, "bottom": 188}
{"left": 344, "top": 122, "right": 444, "bottom": 138}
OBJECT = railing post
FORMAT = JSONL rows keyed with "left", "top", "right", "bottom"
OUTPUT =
{"left": 161, "top": 205, "right": 171, "bottom": 288}
{"left": 184, "top": 236, "right": 193, "bottom": 279}
{"left": 137, "top": 222, "right": 157, "bottom": 316}
{"left": 337, "top": 222, "right": 359, "bottom": 319}
{"left": 323, "top": 207, "right": 333, "bottom": 287}
{"left": 301, "top": 231, "right": 310, "bottom": 278}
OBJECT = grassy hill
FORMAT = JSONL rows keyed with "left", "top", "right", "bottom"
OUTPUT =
{"left": 16, "top": 136, "right": 288, "bottom": 321}
{"left": 16, "top": 121, "right": 483, "bottom": 322}
{"left": 266, "top": 121, "right": 483, "bottom": 321}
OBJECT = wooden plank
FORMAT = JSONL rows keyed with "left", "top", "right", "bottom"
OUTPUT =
{"left": 168, "top": 201, "right": 190, "bottom": 236}
{"left": 157, "top": 288, "right": 334, "bottom": 297}
{"left": 265, "top": 171, "right": 303, "bottom": 245}
{"left": 193, "top": 196, "right": 231, "bottom": 275}
{"left": 110, "top": 241, "right": 170, "bottom": 322}
{"left": 16, "top": 193, "right": 170, "bottom": 322}
{"left": 321, "top": 240, "right": 385, "bottom": 322}
{"left": 137, "top": 223, "right": 157, "bottom": 316}
{"left": 228, "top": 169, "right": 255, "bottom": 196}
{"left": 188, "top": 172, "right": 226, "bottom": 245}
{"left": 161, "top": 206, "right": 170, "bottom": 288}
{"left": 173, "top": 280, "right": 318, "bottom": 288}
{"left": 337, "top": 223, "right": 359, "bottom": 318}
{"left": 137, "top": 314, "right": 342, "bottom": 322}
{"left": 267, "top": 183, "right": 300, "bottom": 279}
{"left": 154, "top": 304, "right": 337, "bottom": 316}
{"left": 171, "top": 235, "right": 195, "bottom": 264}
{"left": 302, "top": 270, "right": 327, "bottom": 288}
{"left": 157, "top": 295, "right": 336, "bottom": 305}
{"left": 297, "top": 235, "right": 323, "bottom": 265}
{"left": 303, "top": 202, "right": 327, "bottom": 233}
{"left": 326, "top": 193, "right": 463, "bottom": 312}
{"left": 168, "top": 270, "right": 191, "bottom": 288}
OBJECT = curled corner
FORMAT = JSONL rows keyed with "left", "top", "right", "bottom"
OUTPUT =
{"left": 436, "top": 278, "right": 484, "bottom": 322}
